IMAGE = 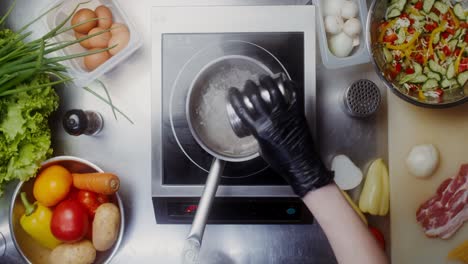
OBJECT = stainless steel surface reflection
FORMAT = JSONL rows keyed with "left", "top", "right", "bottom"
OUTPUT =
{"left": 0, "top": 0, "right": 387, "bottom": 263}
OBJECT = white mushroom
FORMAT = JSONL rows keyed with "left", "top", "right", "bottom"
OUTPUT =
{"left": 341, "top": 0, "right": 359, "bottom": 19}
{"left": 329, "top": 32, "right": 354, "bottom": 57}
{"left": 343, "top": 18, "right": 362, "bottom": 38}
{"left": 325, "top": 15, "right": 344, "bottom": 34}
{"left": 323, "top": 0, "right": 343, "bottom": 16}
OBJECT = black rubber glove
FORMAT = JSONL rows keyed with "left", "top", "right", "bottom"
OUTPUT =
{"left": 228, "top": 75, "right": 333, "bottom": 197}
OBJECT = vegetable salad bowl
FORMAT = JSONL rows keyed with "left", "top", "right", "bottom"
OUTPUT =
{"left": 367, "top": 0, "right": 468, "bottom": 108}
{"left": 9, "top": 156, "right": 124, "bottom": 264}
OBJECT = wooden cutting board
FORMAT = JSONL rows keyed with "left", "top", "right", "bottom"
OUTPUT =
{"left": 388, "top": 92, "right": 468, "bottom": 264}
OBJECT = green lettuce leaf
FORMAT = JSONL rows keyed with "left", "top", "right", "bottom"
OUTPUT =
{"left": 0, "top": 74, "right": 58, "bottom": 195}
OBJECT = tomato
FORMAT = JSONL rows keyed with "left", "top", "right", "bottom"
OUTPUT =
{"left": 443, "top": 46, "right": 451, "bottom": 56}
{"left": 459, "top": 58, "right": 468, "bottom": 72}
{"left": 383, "top": 33, "right": 398, "bottom": 43}
{"left": 455, "top": 48, "right": 462, "bottom": 57}
{"left": 369, "top": 227, "right": 385, "bottom": 250}
{"left": 75, "top": 190, "right": 109, "bottom": 217}
{"left": 51, "top": 199, "right": 89, "bottom": 242}
{"left": 441, "top": 32, "right": 451, "bottom": 39}
{"left": 408, "top": 27, "right": 416, "bottom": 34}
{"left": 445, "top": 28, "right": 455, "bottom": 35}
{"left": 465, "top": 33, "right": 468, "bottom": 43}
{"left": 435, "top": 88, "right": 444, "bottom": 97}
{"left": 33, "top": 165, "right": 72, "bottom": 207}
{"left": 461, "top": 22, "right": 468, "bottom": 29}
{"left": 405, "top": 67, "right": 415, "bottom": 74}
{"left": 424, "top": 23, "right": 438, "bottom": 32}
{"left": 395, "top": 63, "right": 402, "bottom": 74}
{"left": 413, "top": 53, "right": 424, "bottom": 65}
{"left": 414, "top": 0, "right": 423, "bottom": 10}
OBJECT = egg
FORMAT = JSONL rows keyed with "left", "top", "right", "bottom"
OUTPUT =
{"left": 74, "top": 32, "right": 93, "bottom": 49}
{"left": 95, "top": 5, "right": 113, "bottom": 29}
{"left": 84, "top": 49, "right": 111, "bottom": 71}
{"left": 108, "top": 31, "right": 130, "bottom": 56}
{"left": 88, "top": 27, "right": 112, "bottom": 48}
{"left": 110, "top": 23, "right": 129, "bottom": 36}
{"left": 71, "top": 8, "right": 98, "bottom": 34}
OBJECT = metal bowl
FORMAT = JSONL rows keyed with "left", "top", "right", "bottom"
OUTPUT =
{"left": 9, "top": 156, "right": 124, "bottom": 264}
{"left": 367, "top": 0, "right": 468, "bottom": 108}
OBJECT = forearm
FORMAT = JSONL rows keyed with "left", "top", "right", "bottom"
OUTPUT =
{"left": 302, "top": 183, "right": 388, "bottom": 264}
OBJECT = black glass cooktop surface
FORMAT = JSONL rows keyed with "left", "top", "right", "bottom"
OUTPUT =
{"left": 162, "top": 32, "right": 304, "bottom": 185}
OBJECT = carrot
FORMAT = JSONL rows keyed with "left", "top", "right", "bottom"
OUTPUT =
{"left": 72, "top": 173, "right": 120, "bottom": 195}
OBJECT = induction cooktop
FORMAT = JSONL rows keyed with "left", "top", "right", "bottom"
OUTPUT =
{"left": 151, "top": 5, "right": 316, "bottom": 224}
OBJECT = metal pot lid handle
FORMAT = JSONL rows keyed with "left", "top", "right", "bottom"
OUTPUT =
{"left": 182, "top": 158, "right": 225, "bottom": 264}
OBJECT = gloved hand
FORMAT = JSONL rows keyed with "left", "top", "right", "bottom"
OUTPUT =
{"left": 228, "top": 75, "right": 333, "bottom": 197}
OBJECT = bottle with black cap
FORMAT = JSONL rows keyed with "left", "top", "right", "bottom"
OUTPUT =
{"left": 63, "top": 109, "right": 104, "bottom": 136}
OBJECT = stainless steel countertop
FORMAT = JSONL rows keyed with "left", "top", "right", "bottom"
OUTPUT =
{"left": 0, "top": 0, "right": 388, "bottom": 263}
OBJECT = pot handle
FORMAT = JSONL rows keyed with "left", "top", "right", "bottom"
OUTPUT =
{"left": 182, "top": 158, "right": 225, "bottom": 264}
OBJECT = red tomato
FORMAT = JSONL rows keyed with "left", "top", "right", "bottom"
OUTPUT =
{"left": 435, "top": 88, "right": 444, "bottom": 97}
{"left": 455, "top": 48, "right": 462, "bottom": 57}
{"left": 383, "top": 33, "right": 398, "bottom": 43}
{"left": 461, "top": 22, "right": 468, "bottom": 29}
{"left": 465, "top": 33, "right": 468, "bottom": 43}
{"left": 395, "top": 63, "right": 402, "bottom": 74}
{"left": 406, "top": 67, "right": 415, "bottom": 74}
{"left": 443, "top": 46, "right": 451, "bottom": 56}
{"left": 408, "top": 27, "right": 416, "bottom": 34}
{"left": 424, "top": 23, "right": 438, "bottom": 32}
{"left": 51, "top": 200, "right": 89, "bottom": 242}
{"left": 441, "top": 32, "right": 450, "bottom": 39}
{"left": 414, "top": 1, "right": 423, "bottom": 10}
{"left": 445, "top": 28, "right": 455, "bottom": 35}
{"left": 369, "top": 227, "right": 385, "bottom": 250}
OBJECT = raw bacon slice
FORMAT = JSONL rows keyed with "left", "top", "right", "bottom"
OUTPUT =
{"left": 416, "top": 164, "right": 468, "bottom": 239}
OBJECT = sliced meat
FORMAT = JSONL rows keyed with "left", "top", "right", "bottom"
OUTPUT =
{"left": 416, "top": 164, "right": 468, "bottom": 239}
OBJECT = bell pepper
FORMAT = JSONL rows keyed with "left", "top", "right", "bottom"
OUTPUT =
{"left": 379, "top": 19, "right": 397, "bottom": 42}
{"left": 455, "top": 44, "right": 466, "bottom": 74}
{"left": 448, "top": 240, "right": 468, "bottom": 263}
{"left": 20, "top": 192, "right": 61, "bottom": 249}
{"left": 386, "top": 32, "right": 421, "bottom": 50}
{"left": 428, "top": 22, "right": 447, "bottom": 59}
{"left": 358, "top": 159, "right": 389, "bottom": 216}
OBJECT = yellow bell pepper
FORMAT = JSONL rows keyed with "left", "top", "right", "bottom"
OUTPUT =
{"left": 448, "top": 240, "right": 468, "bottom": 263}
{"left": 379, "top": 19, "right": 397, "bottom": 42}
{"left": 428, "top": 22, "right": 447, "bottom": 59}
{"left": 455, "top": 44, "right": 466, "bottom": 74}
{"left": 20, "top": 192, "right": 61, "bottom": 249}
{"left": 358, "top": 159, "right": 389, "bottom": 216}
{"left": 386, "top": 32, "right": 421, "bottom": 50}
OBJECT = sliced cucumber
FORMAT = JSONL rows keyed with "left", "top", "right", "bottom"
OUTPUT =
{"left": 428, "top": 12, "right": 440, "bottom": 22}
{"left": 387, "top": 8, "right": 401, "bottom": 19}
{"left": 436, "top": 50, "right": 445, "bottom": 61}
{"left": 433, "top": 32, "right": 440, "bottom": 44}
{"left": 458, "top": 71, "right": 468, "bottom": 86}
{"left": 447, "top": 63, "right": 455, "bottom": 79}
{"left": 410, "top": 74, "right": 429, "bottom": 83}
{"left": 413, "top": 62, "right": 423, "bottom": 74}
{"left": 395, "top": 28, "right": 407, "bottom": 45}
{"left": 410, "top": 0, "right": 418, "bottom": 3}
{"left": 454, "top": 28, "right": 463, "bottom": 39}
{"left": 422, "top": 79, "right": 439, "bottom": 90}
{"left": 434, "top": 1, "right": 449, "bottom": 14}
{"left": 427, "top": 71, "right": 442, "bottom": 81}
{"left": 449, "top": 39, "right": 458, "bottom": 51}
{"left": 393, "top": 0, "right": 408, "bottom": 11}
{"left": 429, "top": 60, "right": 447, "bottom": 75}
{"left": 383, "top": 48, "right": 393, "bottom": 63}
{"left": 441, "top": 78, "right": 458, "bottom": 88}
{"left": 453, "top": 3, "right": 466, "bottom": 20}
{"left": 423, "top": 0, "right": 436, "bottom": 13}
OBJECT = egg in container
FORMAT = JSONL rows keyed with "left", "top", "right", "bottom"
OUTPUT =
{"left": 313, "top": 0, "right": 370, "bottom": 69}
{"left": 39, "top": 0, "right": 142, "bottom": 87}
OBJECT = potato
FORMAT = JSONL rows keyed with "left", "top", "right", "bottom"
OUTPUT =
{"left": 49, "top": 240, "right": 96, "bottom": 264}
{"left": 92, "top": 203, "right": 120, "bottom": 251}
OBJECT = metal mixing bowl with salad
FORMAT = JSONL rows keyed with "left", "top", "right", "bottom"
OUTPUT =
{"left": 379, "top": 0, "right": 467, "bottom": 102}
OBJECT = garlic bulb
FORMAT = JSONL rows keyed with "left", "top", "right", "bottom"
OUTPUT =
{"left": 325, "top": 15, "right": 344, "bottom": 34}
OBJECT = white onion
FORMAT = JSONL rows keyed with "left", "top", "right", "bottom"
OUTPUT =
{"left": 343, "top": 18, "right": 361, "bottom": 37}
{"left": 341, "top": 0, "right": 359, "bottom": 19}
{"left": 406, "top": 144, "right": 439, "bottom": 178}
{"left": 325, "top": 15, "right": 344, "bottom": 34}
{"left": 332, "top": 155, "right": 363, "bottom": 190}
{"left": 329, "top": 32, "right": 354, "bottom": 57}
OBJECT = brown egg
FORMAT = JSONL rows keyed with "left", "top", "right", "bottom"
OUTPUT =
{"left": 110, "top": 23, "right": 129, "bottom": 36}
{"left": 88, "top": 27, "right": 111, "bottom": 48}
{"left": 108, "top": 31, "right": 130, "bottom": 56}
{"left": 95, "top": 5, "right": 113, "bottom": 29}
{"left": 84, "top": 49, "right": 111, "bottom": 71}
{"left": 74, "top": 32, "right": 93, "bottom": 49}
{"left": 71, "top": 8, "right": 98, "bottom": 34}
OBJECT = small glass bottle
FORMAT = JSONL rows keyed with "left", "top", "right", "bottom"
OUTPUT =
{"left": 63, "top": 109, "right": 104, "bottom": 136}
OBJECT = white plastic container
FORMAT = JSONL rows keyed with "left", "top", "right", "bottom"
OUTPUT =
{"left": 38, "top": 0, "right": 142, "bottom": 87}
{"left": 314, "top": 0, "right": 370, "bottom": 69}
